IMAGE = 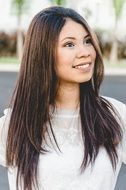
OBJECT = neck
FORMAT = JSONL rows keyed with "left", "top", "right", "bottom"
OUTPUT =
{"left": 56, "top": 82, "right": 80, "bottom": 109}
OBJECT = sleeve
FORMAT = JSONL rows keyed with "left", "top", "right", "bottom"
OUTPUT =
{"left": 0, "top": 109, "right": 11, "bottom": 167}
{"left": 121, "top": 104, "right": 126, "bottom": 164}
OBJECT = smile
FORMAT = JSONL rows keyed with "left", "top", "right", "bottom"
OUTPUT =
{"left": 72, "top": 62, "right": 92, "bottom": 71}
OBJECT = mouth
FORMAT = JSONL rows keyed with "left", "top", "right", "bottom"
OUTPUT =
{"left": 72, "top": 62, "right": 92, "bottom": 70}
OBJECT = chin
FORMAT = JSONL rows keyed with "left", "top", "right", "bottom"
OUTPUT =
{"left": 77, "top": 76, "right": 92, "bottom": 83}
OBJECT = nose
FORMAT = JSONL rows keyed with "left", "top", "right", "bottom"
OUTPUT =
{"left": 76, "top": 45, "right": 90, "bottom": 58}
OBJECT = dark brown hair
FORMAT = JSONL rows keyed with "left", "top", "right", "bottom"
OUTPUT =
{"left": 6, "top": 6, "right": 122, "bottom": 190}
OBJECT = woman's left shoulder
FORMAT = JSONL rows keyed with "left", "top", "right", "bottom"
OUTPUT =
{"left": 102, "top": 96, "right": 125, "bottom": 107}
{"left": 102, "top": 96, "right": 126, "bottom": 118}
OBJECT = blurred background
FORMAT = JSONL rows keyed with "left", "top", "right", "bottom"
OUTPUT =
{"left": 0, "top": 1, "right": 126, "bottom": 190}
{"left": 0, "top": 0, "right": 126, "bottom": 65}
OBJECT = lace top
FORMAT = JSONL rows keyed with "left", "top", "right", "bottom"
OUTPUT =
{"left": 0, "top": 97, "right": 126, "bottom": 190}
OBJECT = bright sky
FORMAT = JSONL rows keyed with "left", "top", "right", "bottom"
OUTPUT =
{"left": 0, "top": 0, "right": 126, "bottom": 38}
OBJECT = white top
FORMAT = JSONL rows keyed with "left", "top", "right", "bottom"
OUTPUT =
{"left": 0, "top": 96, "right": 126, "bottom": 190}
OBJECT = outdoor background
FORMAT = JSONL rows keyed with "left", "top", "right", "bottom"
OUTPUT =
{"left": 0, "top": 0, "right": 126, "bottom": 64}
{"left": 0, "top": 0, "right": 126, "bottom": 190}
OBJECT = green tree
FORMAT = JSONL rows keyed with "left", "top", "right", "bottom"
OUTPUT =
{"left": 110, "top": 0, "right": 125, "bottom": 63}
{"left": 11, "top": 0, "right": 29, "bottom": 60}
{"left": 50, "top": 0, "right": 66, "bottom": 5}
{"left": 82, "top": 7, "right": 92, "bottom": 20}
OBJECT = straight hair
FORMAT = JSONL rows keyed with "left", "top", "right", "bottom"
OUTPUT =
{"left": 6, "top": 6, "right": 122, "bottom": 190}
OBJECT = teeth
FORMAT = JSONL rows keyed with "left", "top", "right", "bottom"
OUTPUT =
{"left": 75, "top": 64, "right": 89, "bottom": 69}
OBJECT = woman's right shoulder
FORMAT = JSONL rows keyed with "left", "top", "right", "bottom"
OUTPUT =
{"left": 0, "top": 108, "right": 12, "bottom": 143}
{"left": 0, "top": 108, "right": 12, "bottom": 128}
{"left": 0, "top": 108, "right": 12, "bottom": 167}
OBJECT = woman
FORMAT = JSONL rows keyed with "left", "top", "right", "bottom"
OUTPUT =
{"left": 0, "top": 6, "right": 126, "bottom": 190}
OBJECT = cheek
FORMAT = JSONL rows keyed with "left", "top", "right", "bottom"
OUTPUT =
{"left": 55, "top": 58, "right": 72, "bottom": 79}
{"left": 56, "top": 50, "right": 74, "bottom": 70}
{"left": 57, "top": 50, "right": 73, "bottom": 62}
{"left": 55, "top": 55, "right": 66, "bottom": 77}
{"left": 91, "top": 47, "right": 97, "bottom": 61}
{"left": 56, "top": 63, "right": 69, "bottom": 77}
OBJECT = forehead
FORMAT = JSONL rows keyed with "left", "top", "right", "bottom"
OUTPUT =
{"left": 58, "top": 19, "right": 88, "bottom": 40}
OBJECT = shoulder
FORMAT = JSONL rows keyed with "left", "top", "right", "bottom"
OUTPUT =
{"left": 102, "top": 96, "right": 126, "bottom": 120}
{"left": 0, "top": 108, "right": 12, "bottom": 126}
{"left": 0, "top": 108, "right": 12, "bottom": 167}
{"left": 0, "top": 108, "right": 12, "bottom": 136}
{"left": 102, "top": 96, "right": 125, "bottom": 108}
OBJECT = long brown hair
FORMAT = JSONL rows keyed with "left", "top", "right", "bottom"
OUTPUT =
{"left": 6, "top": 6, "right": 122, "bottom": 190}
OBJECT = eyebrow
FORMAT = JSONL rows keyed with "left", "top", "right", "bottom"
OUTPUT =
{"left": 61, "top": 34, "right": 90, "bottom": 42}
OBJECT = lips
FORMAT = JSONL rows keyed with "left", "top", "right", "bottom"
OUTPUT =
{"left": 72, "top": 62, "right": 91, "bottom": 69}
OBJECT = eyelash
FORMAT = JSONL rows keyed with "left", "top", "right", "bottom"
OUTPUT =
{"left": 64, "top": 42, "right": 74, "bottom": 47}
{"left": 84, "top": 38, "right": 92, "bottom": 45}
{"left": 64, "top": 38, "right": 92, "bottom": 48}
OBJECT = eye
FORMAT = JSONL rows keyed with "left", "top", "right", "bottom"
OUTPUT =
{"left": 64, "top": 42, "right": 75, "bottom": 48}
{"left": 84, "top": 37, "right": 92, "bottom": 45}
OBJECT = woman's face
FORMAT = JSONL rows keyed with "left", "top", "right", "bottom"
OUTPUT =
{"left": 55, "top": 19, "right": 96, "bottom": 85}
